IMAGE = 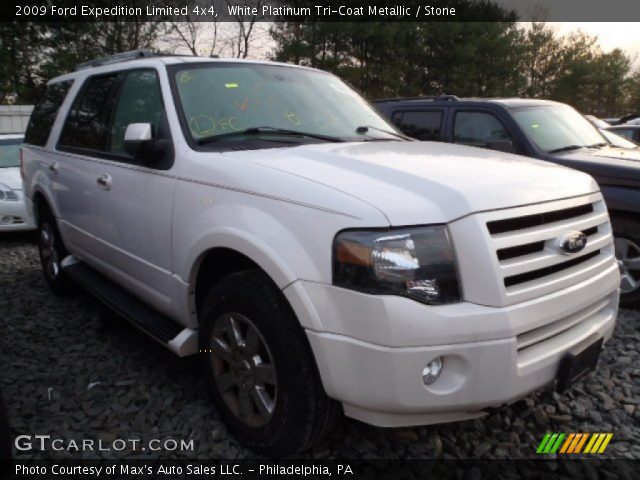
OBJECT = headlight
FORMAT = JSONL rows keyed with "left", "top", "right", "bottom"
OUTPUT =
{"left": 333, "top": 225, "right": 461, "bottom": 305}
{"left": 0, "top": 182, "right": 18, "bottom": 201}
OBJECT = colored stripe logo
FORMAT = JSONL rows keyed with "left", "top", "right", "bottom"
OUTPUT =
{"left": 536, "top": 433, "right": 613, "bottom": 454}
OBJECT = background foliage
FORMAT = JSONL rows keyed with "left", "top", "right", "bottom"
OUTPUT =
{"left": 1, "top": 18, "right": 639, "bottom": 117}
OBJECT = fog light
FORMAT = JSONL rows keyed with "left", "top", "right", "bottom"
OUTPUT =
{"left": 1, "top": 215, "right": 12, "bottom": 224}
{"left": 422, "top": 357, "right": 443, "bottom": 385}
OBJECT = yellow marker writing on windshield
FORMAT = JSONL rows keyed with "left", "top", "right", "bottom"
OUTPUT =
{"left": 179, "top": 71, "right": 195, "bottom": 84}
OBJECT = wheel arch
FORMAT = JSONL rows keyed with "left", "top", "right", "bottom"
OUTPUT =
{"left": 186, "top": 231, "right": 301, "bottom": 324}
{"left": 30, "top": 187, "right": 58, "bottom": 226}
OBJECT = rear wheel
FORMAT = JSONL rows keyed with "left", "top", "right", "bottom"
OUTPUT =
{"left": 38, "top": 208, "right": 72, "bottom": 295}
{"left": 612, "top": 216, "right": 640, "bottom": 309}
{"left": 199, "top": 270, "right": 341, "bottom": 456}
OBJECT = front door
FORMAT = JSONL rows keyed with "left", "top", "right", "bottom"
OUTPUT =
{"left": 91, "top": 69, "right": 176, "bottom": 309}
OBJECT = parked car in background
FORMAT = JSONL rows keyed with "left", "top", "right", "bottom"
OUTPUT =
{"left": 22, "top": 52, "right": 619, "bottom": 455}
{"left": 606, "top": 124, "right": 640, "bottom": 145}
{"left": 376, "top": 96, "right": 640, "bottom": 307}
{"left": 0, "top": 134, "right": 34, "bottom": 231}
{"left": 585, "top": 115, "right": 611, "bottom": 129}
{"left": 601, "top": 128, "right": 639, "bottom": 149}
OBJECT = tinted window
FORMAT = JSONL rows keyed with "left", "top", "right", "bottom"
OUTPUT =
{"left": 109, "top": 70, "right": 163, "bottom": 155}
{"left": 454, "top": 111, "right": 513, "bottom": 147}
{"left": 614, "top": 129, "right": 634, "bottom": 140}
{"left": 59, "top": 74, "right": 121, "bottom": 151}
{"left": 0, "top": 138, "right": 23, "bottom": 167}
{"left": 394, "top": 110, "right": 443, "bottom": 140}
{"left": 24, "top": 81, "right": 73, "bottom": 146}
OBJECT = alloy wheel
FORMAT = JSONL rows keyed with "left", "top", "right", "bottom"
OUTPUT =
{"left": 209, "top": 313, "right": 277, "bottom": 428}
{"left": 615, "top": 236, "right": 640, "bottom": 293}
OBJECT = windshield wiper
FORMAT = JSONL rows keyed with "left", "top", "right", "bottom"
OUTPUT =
{"left": 548, "top": 145, "right": 585, "bottom": 154}
{"left": 355, "top": 125, "right": 414, "bottom": 141}
{"left": 196, "top": 127, "right": 344, "bottom": 145}
{"left": 587, "top": 142, "right": 608, "bottom": 148}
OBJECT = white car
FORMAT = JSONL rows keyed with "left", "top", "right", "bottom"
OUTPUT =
{"left": 22, "top": 51, "right": 619, "bottom": 456}
{"left": 0, "top": 134, "right": 34, "bottom": 231}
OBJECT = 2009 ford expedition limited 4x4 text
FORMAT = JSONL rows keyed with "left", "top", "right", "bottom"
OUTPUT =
{"left": 22, "top": 51, "right": 619, "bottom": 456}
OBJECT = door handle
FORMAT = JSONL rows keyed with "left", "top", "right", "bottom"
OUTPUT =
{"left": 96, "top": 174, "right": 112, "bottom": 190}
{"left": 48, "top": 162, "right": 59, "bottom": 175}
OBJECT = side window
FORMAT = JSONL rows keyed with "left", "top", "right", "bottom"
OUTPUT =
{"left": 24, "top": 80, "right": 73, "bottom": 146}
{"left": 394, "top": 110, "right": 443, "bottom": 140}
{"left": 454, "top": 111, "right": 514, "bottom": 148}
{"left": 58, "top": 73, "right": 121, "bottom": 152}
{"left": 109, "top": 70, "right": 164, "bottom": 155}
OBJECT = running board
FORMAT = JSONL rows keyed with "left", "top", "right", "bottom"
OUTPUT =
{"left": 62, "top": 257, "right": 198, "bottom": 357}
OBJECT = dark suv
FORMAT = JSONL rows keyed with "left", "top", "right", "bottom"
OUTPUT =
{"left": 376, "top": 96, "right": 640, "bottom": 308}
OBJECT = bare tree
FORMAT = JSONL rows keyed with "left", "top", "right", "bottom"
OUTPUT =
{"left": 227, "top": 0, "right": 264, "bottom": 58}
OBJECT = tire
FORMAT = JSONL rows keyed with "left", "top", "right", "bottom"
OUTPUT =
{"left": 38, "top": 206, "right": 72, "bottom": 296}
{"left": 198, "top": 270, "right": 341, "bottom": 456}
{"left": 612, "top": 216, "right": 640, "bottom": 309}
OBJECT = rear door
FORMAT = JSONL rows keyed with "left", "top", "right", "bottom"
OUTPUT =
{"left": 55, "top": 73, "right": 122, "bottom": 257}
{"left": 389, "top": 108, "right": 447, "bottom": 141}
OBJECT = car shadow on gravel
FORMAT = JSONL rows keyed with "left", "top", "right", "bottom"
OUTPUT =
{"left": 1, "top": 238, "right": 638, "bottom": 460}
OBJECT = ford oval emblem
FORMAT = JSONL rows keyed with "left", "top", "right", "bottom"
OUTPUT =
{"left": 558, "top": 231, "right": 588, "bottom": 255}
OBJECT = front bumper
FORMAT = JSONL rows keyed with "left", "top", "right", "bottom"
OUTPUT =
{"left": 285, "top": 261, "right": 619, "bottom": 427}
{"left": 0, "top": 191, "right": 35, "bottom": 232}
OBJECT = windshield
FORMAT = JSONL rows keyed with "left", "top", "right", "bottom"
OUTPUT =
{"left": 510, "top": 104, "right": 606, "bottom": 153}
{"left": 0, "top": 138, "right": 22, "bottom": 167}
{"left": 171, "top": 63, "right": 396, "bottom": 144}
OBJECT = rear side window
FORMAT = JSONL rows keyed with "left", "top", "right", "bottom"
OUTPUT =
{"left": 24, "top": 80, "right": 73, "bottom": 146}
{"left": 59, "top": 73, "right": 121, "bottom": 152}
{"left": 393, "top": 110, "right": 443, "bottom": 140}
{"left": 109, "top": 70, "right": 163, "bottom": 155}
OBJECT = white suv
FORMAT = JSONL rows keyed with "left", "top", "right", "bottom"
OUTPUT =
{"left": 22, "top": 51, "right": 619, "bottom": 456}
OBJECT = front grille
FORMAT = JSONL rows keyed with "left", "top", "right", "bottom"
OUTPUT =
{"left": 486, "top": 197, "right": 613, "bottom": 295}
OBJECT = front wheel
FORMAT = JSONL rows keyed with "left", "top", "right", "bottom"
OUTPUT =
{"left": 199, "top": 270, "right": 341, "bottom": 456}
{"left": 612, "top": 216, "right": 640, "bottom": 309}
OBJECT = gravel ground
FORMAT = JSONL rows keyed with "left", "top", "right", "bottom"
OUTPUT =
{"left": 1, "top": 232, "right": 639, "bottom": 460}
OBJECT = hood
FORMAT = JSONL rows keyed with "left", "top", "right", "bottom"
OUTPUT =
{"left": 0, "top": 167, "right": 22, "bottom": 190}
{"left": 551, "top": 146, "right": 640, "bottom": 184}
{"left": 225, "top": 141, "right": 598, "bottom": 225}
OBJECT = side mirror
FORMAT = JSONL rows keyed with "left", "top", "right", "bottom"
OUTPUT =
{"left": 124, "top": 123, "right": 154, "bottom": 157}
{"left": 487, "top": 139, "right": 516, "bottom": 154}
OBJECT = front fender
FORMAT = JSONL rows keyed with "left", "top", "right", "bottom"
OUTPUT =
{"left": 600, "top": 185, "right": 640, "bottom": 215}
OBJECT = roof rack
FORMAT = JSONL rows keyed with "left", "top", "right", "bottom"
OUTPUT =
{"left": 374, "top": 95, "right": 460, "bottom": 103}
{"left": 75, "top": 50, "right": 158, "bottom": 71}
